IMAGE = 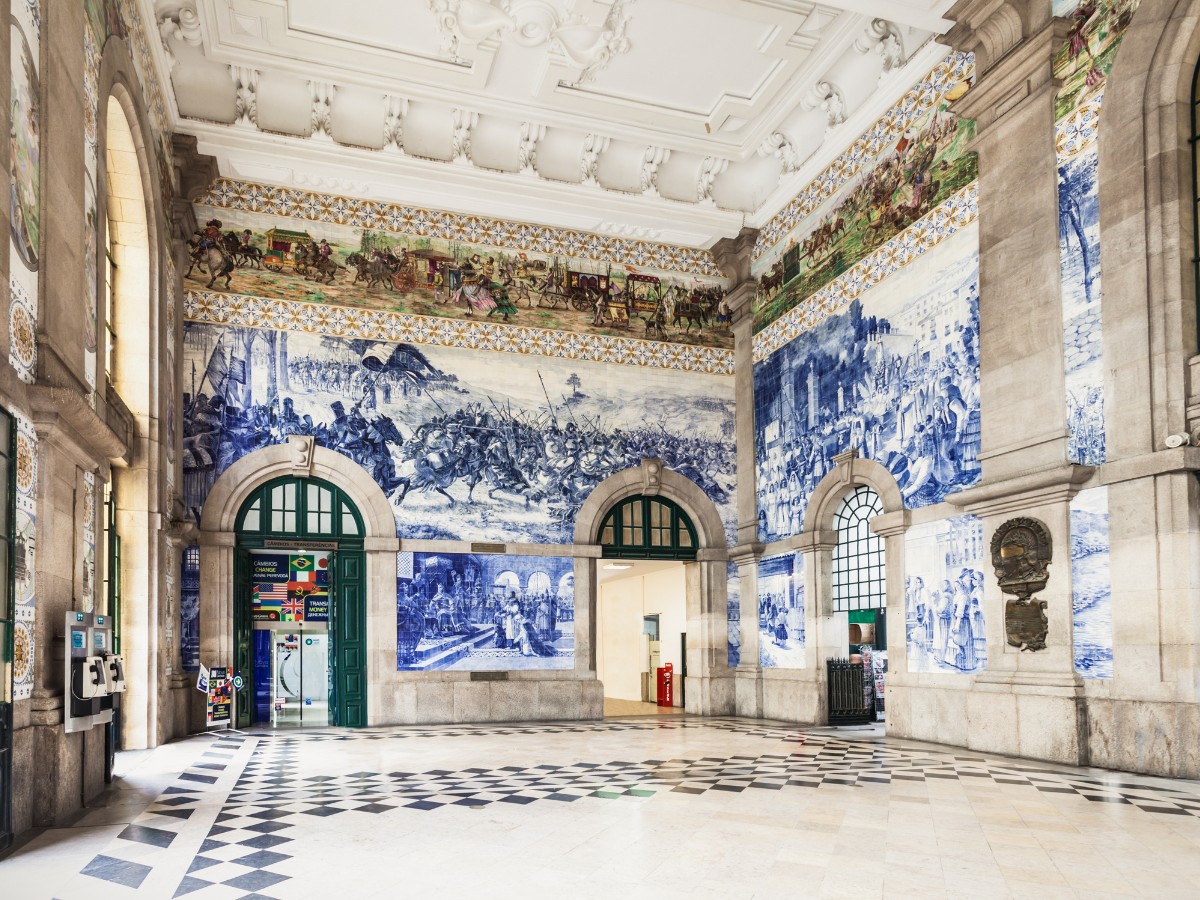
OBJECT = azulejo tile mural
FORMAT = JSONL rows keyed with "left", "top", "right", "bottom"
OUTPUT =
{"left": 752, "top": 184, "right": 978, "bottom": 363}
{"left": 904, "top": 515, "right": 986, "bottom": 675}
{"left": 754, "top": 224, "right": 981, "bottom": 542}
{"left": 396, "top": 551, "right": 574, "bottom": 671}
{"left": 13, "top": 411, "right": 37, "bottom": 700}
{"left": 1071, "top": 486, "right": 1113, "bottom": 678}
{"left": 183, "top": 291, "right": 735, "bottom": 376}
{"left": 182, "top": 324, "right": 736, "bottom": 545}
{"left": 187, "top": 180, "right": 732, "bottom": 349}
{"left": 758, "top": 553, "right": 805, "bottom": 669}
{"left": 9, "top": 0, "right": 39, "bottom": 385}
{"left": 1059, "top": 142, "right": 1106, "bottom": 466}
{"left": 726, "top": 561, "right": 741, "bottom": 669}
{"left": 751, "top": 52, "right": 977, "bottom": 334}
{"left": 1053, "top": 1, "right": 1141, "bottom": 121}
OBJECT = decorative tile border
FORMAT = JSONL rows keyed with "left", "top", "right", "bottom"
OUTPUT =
{"left": 8, "top": 276, "right": 36, "bottom": 384}
{"left": 13, "top": 411, "right": 37, "bottom": 701}
{"left": 752, "top": 182, "right": 978, "bottom": 362}
{"left": 753, "top": 51, "right": 976, "bottom": 262}
{"left": 196, "top": 178, "right": 724, "bottom": 280}
{"left": 1056, "top": 95, "right": 1101, "bottom": 160}
{"left": 184, "top": 290, "right": 735, "bottom": 376}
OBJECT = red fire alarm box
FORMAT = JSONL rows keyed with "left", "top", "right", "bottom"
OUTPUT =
{"left": 656, "top": 663, "right": 673, "bottom": 707}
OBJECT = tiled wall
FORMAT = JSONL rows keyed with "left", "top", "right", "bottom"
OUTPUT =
{"left": 757, "top": 553, "right": 805, "bottom": 669}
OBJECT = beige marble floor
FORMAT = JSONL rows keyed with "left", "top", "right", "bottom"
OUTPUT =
{"left": 5, "top": 717, "right": 1200, "bottom": 899}
{"left": 603, "top": 697, "right": 686, "bottom": 716}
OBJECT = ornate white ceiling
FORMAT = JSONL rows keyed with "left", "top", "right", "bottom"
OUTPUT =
{"left": 150, "top": 0, "right": 953, "bottom": 248}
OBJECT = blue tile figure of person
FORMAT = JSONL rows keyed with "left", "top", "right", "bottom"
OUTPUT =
{"left": 397, "top": 583, "right": 423, "bottom": 666}
{"left": 514, "top": 609, "right": 556, "bottom": 658}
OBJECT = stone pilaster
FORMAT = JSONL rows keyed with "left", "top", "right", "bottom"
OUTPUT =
{"left": 945, "top": 2, "right": 1073, "bottom": 482}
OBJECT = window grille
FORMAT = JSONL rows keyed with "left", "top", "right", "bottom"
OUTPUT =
{"left": 831, "top": 485, "right": 885, "bottom": 611}
{"left": 599, "top": 495, "right": 697, "bottom": 559}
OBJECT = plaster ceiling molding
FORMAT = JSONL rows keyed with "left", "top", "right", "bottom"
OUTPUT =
{"left": 596, "top": 221, "right": 662, "bottom": 241}
{"left": 712, "top": 154, "right": 780, "bottom": 213}
{"left": 579, "top": 132, "right": 609, "bottom": 186}
{"left": 533, "top": 127, "right": 587, "bottom": 182}
{"left": 382, "top": 94, "right": 409, "bottom": 153}
{"left": 595, "top": 138, "right": 647, "bottom": 194}
{"left": 696, "top": 156, "right": 729, "bottom": 206}
{"left": 230, "top": 65, "right": 257, "bottom": 128}
{"left": 309, "top": 81, "right": 336, "bottom": 142}
{"left": 470, "top": 115, "right": 524, "bottom": 172}
{"left": 254, "top": 70, "right": 311, "bottom": 137}
{"left": 426, "top": 0, "right": 637, "bottom": 86}
{"left": 855, "top": 18, "right": 907, "bottom": 83}
{"left": 451, "top": 108, "right": 479, "bottom": 164}
{"left": 292, "top": 172, "right": 371, "bottom": 198}
{"left": 330, "top": 84, "right": 386, "bottom": 150}
{"left": 801, "top": 80, "right": 847, "bottom": 132}
{"left": 518, "top": 121, "right": 546, "bottom": 175}
{"left": 156, "top": 1, "right": 203, "bottom": 71}
{"left": 758, "top": 130, "right": 800, "bottom": 174}
{"left": 654, "top": 150, "right": 705, "bottom": 204}
{"left": 640, "top": 145, "right": 669, "bottom": 197}
{"left": 402, "top": 100, "right": 455, "bottom": 161}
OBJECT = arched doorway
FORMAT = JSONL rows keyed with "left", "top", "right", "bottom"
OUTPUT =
{"left": 233, "top": 476, "right": 366, "bottom": 728}
{"left": 594, "top": 491, "right": 704, "bottom": 714}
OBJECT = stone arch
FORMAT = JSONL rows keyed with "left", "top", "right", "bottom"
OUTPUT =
{"left": 201, "top": 439, "right": 396, "bottom": 538}
{"left": 1097, "top": 0, "right": 1200, "bottom": 457}
{"left": 94, "top": 38, "right": 172, "bottom": 750}
{"left": 573, "top": 459, "right": 732, "bottom": 716}
{"left": 802, "top": 455, "right": 904, "bottom": 535}
{"left": 573, "top": 458, "right": 728, "bottom": 550}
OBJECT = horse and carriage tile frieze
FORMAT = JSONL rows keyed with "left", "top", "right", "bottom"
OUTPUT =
{"left": 183, "top": 192, "right": 733, "bottom": 350}
{"left": 182, "top": 323, "right": 736, "bottom": 546}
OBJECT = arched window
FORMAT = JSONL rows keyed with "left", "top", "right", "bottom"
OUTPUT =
{"left": 599, "top": 495, "right": 697, "bottom": 559}
{"left": 236, "top": 476, "right": 363, "bottom": 541}
{"left": 831, "top": 485, "right": 885, "bottom": 612}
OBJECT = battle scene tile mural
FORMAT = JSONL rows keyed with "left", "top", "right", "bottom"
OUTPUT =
{"left": 1071, "top": 486, "right": 1112, "bottom": 678}
{"left": 182, "top": 324, "right": 735, "bottom": 546}
{"left": 754, "top": 224, "right": 980, "bottom": 542}
{"left": 758, "top": 553, "right": 805, "bottom": 669}
{"left": 904, "top": 515, "right": 986, "bottom": 674}
{"left": 397, "top": 551, "right": 573, "bottom": 671}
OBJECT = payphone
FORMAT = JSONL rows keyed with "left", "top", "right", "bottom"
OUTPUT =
{"left": 64, "top": 611, "right": 123, "bottom": 734}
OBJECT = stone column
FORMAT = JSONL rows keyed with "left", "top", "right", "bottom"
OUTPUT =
{"left": 869, "top": 508, "right": 910, "bottom": 729}
{"left": 944, "top": 1, "right": 1073, "bottom": 481}
{"left": 794, "top": 530, "right": 840, "bottom": 725}
{"left": 941, "top": 0, "right": 1093, "bottom": 766}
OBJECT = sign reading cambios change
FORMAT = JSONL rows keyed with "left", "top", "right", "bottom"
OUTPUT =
{"left": 250, "top": 552, "right": 331, "bottom": 623}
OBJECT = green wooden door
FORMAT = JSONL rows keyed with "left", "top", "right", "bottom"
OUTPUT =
{"left": 233, "top": 549, "right": 253, "bottom": 728}
{"left": 232, "top": 476, "right": 367, "bottom": 728}
{"left": 334, "top": 551, "right": 366, "bottom": 727}
{"left": 0, "top": 410, "right": 15, "bottom": 851}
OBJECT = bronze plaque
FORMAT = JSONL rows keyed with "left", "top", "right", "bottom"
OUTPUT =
{"left": 991, "top": 517, "right": 1053, "bottom": 652}
{"left": 1004, "top": 598, "right": 1049, "bottom": 652}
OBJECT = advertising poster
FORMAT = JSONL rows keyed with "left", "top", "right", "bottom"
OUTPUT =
{"left": 251, "top": 552, "right": 330, "bottom": 622}
{"left": 207, "top": 666, "right": 231, "bottom": 726}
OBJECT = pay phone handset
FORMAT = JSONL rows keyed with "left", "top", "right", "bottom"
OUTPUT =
{"left": 73, "top": 655, "right": 113, "bottom": 700}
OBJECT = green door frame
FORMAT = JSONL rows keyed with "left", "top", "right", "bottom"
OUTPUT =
{"left": 233, "top": 476, "right": 367, "bottom": 728}
{"left": 0, "top": 409, "right": 14, "bottom": 853}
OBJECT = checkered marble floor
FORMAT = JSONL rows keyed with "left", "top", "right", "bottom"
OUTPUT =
{"left": 7, "top": 717, "right": 1200, "bottom": 899}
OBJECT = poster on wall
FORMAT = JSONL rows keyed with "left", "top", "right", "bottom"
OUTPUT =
{"left": 396, "top": 551, "right": 574, "bottom": 672}
{"left": 250, "top": 552, "right": 330, "bottom": 623}
{"left": 758, "top": 553, "right": 805, "bottom": 669}
{"left": 904, "top": 515, "right": 986, "bottom": 674}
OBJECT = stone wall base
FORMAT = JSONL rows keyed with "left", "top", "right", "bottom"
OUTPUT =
{"left": 367, "top": 677, "right": 604, "bottom": 726}
{"left": 1086, "top": 698, "right": 1200, "bottom": 779}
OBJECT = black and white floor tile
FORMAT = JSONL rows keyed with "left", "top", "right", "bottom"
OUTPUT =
{"left": 21, "top": 718, "right": 1200, "bottom": 899}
